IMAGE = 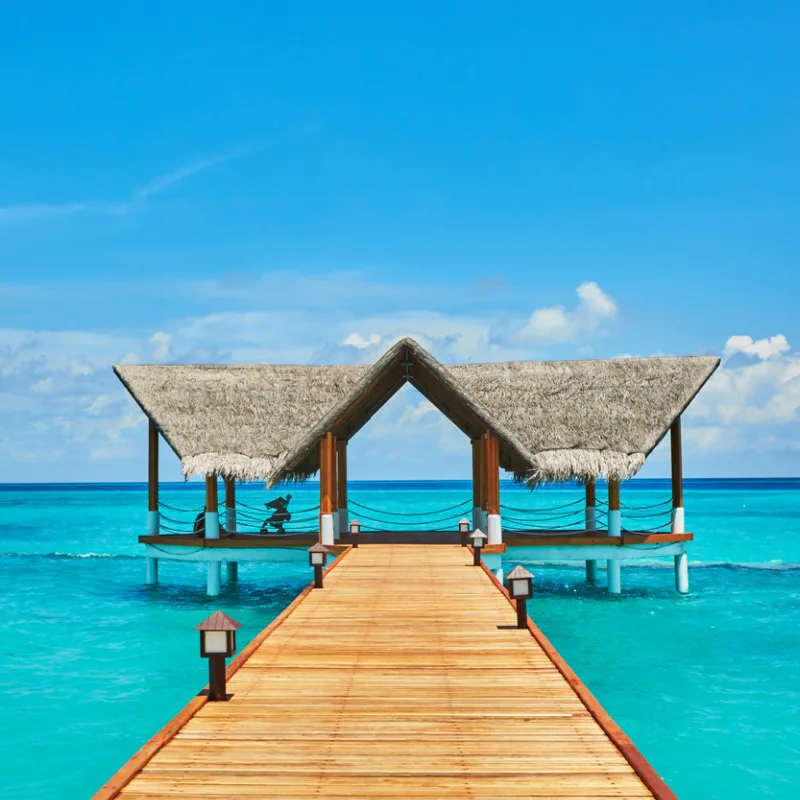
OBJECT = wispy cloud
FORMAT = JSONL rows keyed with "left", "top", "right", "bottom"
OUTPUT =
{"left": 0, "top": 150, "right": 248, "bottom": 225}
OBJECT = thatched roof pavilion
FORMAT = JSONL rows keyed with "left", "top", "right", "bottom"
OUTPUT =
{"left": 115, "top": 337, "right": 718, "bottom": 486}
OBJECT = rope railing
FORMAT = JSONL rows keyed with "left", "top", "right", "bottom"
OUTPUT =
{"left": 158, "top": 523, "right": 195, "bottom": 534}
{"left": 501, "top": 508, "right": 586, "bottom": 524}
{"left": 348, "top": 498, "right": 471, "bottom": 517}
{"left": 235, "top": 499, "right": 320, "bottom": 515}
{"left": 158, "top": 501, "right": 203, "bottom": 514}
{"left": 622, "top": 498, "right": 673, "bottom": 511}
{"left": 347, "top": 510, "right": 464, "bottom": 529}
{"left": 500, "top": 497, "right": 584, "bottom": 513}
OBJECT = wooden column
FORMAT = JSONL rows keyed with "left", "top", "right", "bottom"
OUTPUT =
{"left": 146, "top": 420, "right": 159, "bottom": 584}
{"left": 670, "top": 416, "right": 688, "bottom": 590}
{"left": 485, "top": 430, "right": 500, "bottom": 516}
{"left": 225, "top": 476, "right": 236, "bottom": 533}
{"left": 585, "top": 478, "right": 596, "bottom": 509}
{"left": 584, "top": 478, "right": 599, "bottom": 582}
{"left": 608, "top": 478, "right": 620, "bottom": 513}
{"left": 471, "top": 439, "right": 479, "bottom": 507}
{"left": 670, "top": 417, "right": 683, "bottom": 510}
{"left": 205, "top": 473, "right": 219, "bottom": 513}
{"left": 337, "top": 440, "right": 348, "bottom": 504}
{"left": 319, "top": 433, "right": 336, "bottom": 544}
{"left": 330, "top": 434, "right": 339, "bottom": 515}
{"left": 148, "top": 420, "right": 159, "bottom": 513}
{"left": 205, "top": 472, "right": 221, "bottom": 594}
{"left": 606, "top": 476, "right": 622, "bottom": 593}
{"left": 320, "top": 435, "right": 332, "bottom": 515}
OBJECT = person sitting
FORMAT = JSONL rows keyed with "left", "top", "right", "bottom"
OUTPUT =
{"left": 261, "top": 494, "right": 292, "bottom": 534}
{"left": 193, "top": 509, "right": 206, "bottom": 537}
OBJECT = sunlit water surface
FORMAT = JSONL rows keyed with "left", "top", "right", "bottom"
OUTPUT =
{"left": 1, "top": 479, "right": 798, "bottom": 799}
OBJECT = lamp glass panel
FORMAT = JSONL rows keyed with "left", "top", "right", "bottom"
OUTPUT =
{"left": 472, "top": 537, "right": 484, "bottom": 548}
{"left": 311, "top": 552, "right": 324, "bottom": 565}
{"left": 512, "top": 579, "right": 530, "bottom": 597}
{"left": 204, "top": 630, "right": 229, "bottom": 654}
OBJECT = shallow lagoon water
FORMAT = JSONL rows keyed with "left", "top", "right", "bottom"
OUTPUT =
{"left": 1, "top": 479, "right": 798, "bottom": 798}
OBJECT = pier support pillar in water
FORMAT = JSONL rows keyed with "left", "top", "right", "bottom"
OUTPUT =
{"left": 227, "top": 562, "right": 238, "bottom": 582}
{"left": 606, "top": 478, "right": 622, "bottom": 594}
{"left": 145, "top": 556, "right": 158, "bottom": 585}
{"left": 207, "top": 562, "right": 221, "bottom": 596}
{"left": 674, "top": 552, "right": 689, "bottom": 594}
{"left": 145, "top": 510, "right": 160, "bottom": 584}
{"left": 584, "top": 480, "right": 598, "bottom": 583}
{"left": 320, "top": 513, "right": 335, "bottom": 546}
{"left": 483, "top": 553, "right": 503, "bottom": 583}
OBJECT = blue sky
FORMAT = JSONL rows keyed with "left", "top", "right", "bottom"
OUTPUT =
{"left": 1, "top": 2, "right": 798, "bottom": 481}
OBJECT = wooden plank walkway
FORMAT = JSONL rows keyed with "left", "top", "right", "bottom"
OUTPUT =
{"left": 98, "top": 545, "right": 675, "bottom": 799}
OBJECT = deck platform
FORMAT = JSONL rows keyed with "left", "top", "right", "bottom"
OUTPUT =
{"left": 97, "top": 545, "right": 675, "bottom": 799}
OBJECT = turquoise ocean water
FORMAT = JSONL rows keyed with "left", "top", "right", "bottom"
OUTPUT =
{"left": 1, "top": 479, "right": 799, "bottom": 799}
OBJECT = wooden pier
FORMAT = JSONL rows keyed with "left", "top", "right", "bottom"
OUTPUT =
{"left": 96, "top": 545, "right": 676, "bottom": 799}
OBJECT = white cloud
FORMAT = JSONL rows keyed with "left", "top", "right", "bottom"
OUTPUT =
{"left": 0, "top": 151, "right": 248, "bottom": 225}
{"left": 684, "top": 333, "right": 800, "bottom": 457}
{"left": 518, "top": 281, "right": 617, "bottom": 343}
{"left": 150, "top": 331, "right": 172, "bottom": 361}
{"left": 398, "top": 399, "right": 437, "bottom": 424}
{"left": 343, "top": 332, "right": 382, "bottom": 349}
{"left": 722, "top": 334, "right": 790, "bottom": 361}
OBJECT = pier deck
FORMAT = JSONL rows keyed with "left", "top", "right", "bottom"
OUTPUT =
{"left": 98, "top": 545, "right": 674, "bottom": 799}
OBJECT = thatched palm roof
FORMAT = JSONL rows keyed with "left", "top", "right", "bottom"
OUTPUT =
{"left": 114, "top": 338, "right": 719, "bottom": 486}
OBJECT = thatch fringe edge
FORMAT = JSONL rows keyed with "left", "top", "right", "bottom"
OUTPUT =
{"left": 181, "top": 453, "right": 286, "bottom": 482}
{"left": 523, "top": 449, "right": 647, "bottom": 487}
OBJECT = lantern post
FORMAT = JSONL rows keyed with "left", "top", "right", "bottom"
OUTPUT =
{"left": 506, "top": 565, "right": 534, "bottom": 629}
{"left": 470, "top": 529, "right": 487, "bottom": 566}
{"left": 308, "top": 543, "right": 330, "bottom": 588}
{"left": 195, "top": 611, "right": 241, "bottom": 702}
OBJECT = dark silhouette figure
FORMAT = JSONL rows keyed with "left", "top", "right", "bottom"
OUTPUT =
{"left": 261, "top": 495, "right": 292, "bottom": 534}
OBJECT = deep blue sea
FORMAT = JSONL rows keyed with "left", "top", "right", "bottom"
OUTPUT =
{"left": 1, "top": 479, "right": 799, "bottom": 799}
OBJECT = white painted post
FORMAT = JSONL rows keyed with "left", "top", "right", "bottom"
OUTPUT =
{"left": 487, "top": 514, "right": 503, "bottom": 546}
{"left": 671, "top": 506, "right": 685, "bottom": 534}
{"left": 205, "top": 510, "right": 220, "bottom": 539}
{"left": 227, "top": 561, "right": 238, "bottom": 582}
{"left": 321, "top": 513, "right": 335, "bottom": 546}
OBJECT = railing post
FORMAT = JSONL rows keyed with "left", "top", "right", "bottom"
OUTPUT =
{"left": 320, "top": 433, "right": 335, "bottom": 545}
{"left": 146, "top": 420, "right": 159, "bottom": 585}
{"left": 585, "top": 478, "right": 599, "bottom": 583}
{"left": 225, "top": 476, "right": 238, "bottom": 582}
{"left": 671, "top": 417, "right": 689, "bottom": 593}
{"left": 206, "top": 473, "right": 221, "bottom": 596}
{"left": 607, "top": 477, "right": 621, "bottom": 595}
